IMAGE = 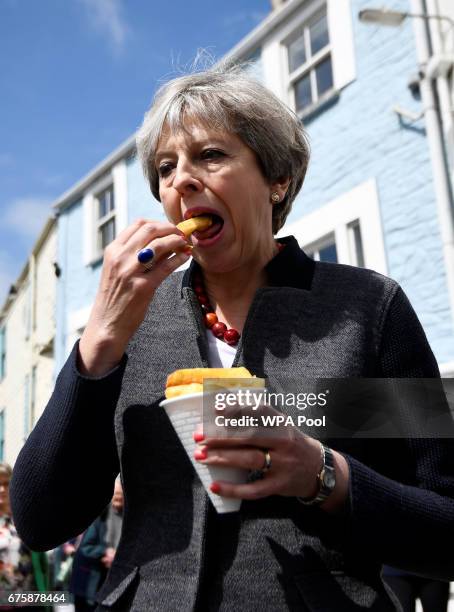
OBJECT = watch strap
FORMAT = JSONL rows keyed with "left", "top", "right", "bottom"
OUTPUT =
{"left": 297, "top": 443, "right": 335, "bottom": 506}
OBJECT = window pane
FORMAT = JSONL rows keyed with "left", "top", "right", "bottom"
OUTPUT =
{"left": 100, "top": 218, "right": 116, "bottom": 249}
{"left": 315, "top": 56, "right": 333, "bottom": 97}
{"left": 294, "top": 73, "right": 312, "bottom": 112}
{"left": 98, "top": 186, "right": 115, "bottom": 219}
{"left": 318, "top": 242, "right": 338, "bottom": 263}
{"left": 98, "top": 192, "right": 108, "bottom": 219}
{"left": 310, "top": 14, "right": 329, "bottom": 55}
{"left": 288, "top": 30, "right": 306, "bottom": 73}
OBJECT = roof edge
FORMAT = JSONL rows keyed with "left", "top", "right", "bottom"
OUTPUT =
{"left": 52, "top": 133, "right": 136, "bottom": 213}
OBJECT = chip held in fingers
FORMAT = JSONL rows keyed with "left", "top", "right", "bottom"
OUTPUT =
{"left": 177, "top": 216, "right": 213, "bottom": 238}
{"left": 165, "top": 367, "right": 264, "bottom": 399}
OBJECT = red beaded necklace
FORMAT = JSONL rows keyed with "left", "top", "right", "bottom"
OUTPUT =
{"left": 192, "top": 242, "right": 285, "bottom": 346}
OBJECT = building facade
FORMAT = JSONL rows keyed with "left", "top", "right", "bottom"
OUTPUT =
{"left": 0, "top": 219, "right": 57, "bottom": 464}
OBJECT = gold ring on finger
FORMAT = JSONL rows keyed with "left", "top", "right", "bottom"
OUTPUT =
{"left": 262, "top": 450, "right": 272, "bottom": 472}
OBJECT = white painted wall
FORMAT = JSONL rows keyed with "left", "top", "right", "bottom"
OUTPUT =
{"left": 0, "top": 223, "right": 57, "bottom": 465}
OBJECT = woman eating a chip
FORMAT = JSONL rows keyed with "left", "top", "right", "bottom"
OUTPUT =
{"left": 10, "top": 63, "right": 454, "bottom": 611}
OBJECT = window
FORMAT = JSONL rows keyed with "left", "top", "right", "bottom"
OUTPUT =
{"left": 96, "top": 184, "right": 116, "bottom": 252}
{"left": 278, "top": 179, "right": 387, "bottom": 274}
{"left": 306, "top": 234, "right": 338, "bottom": 263}
{"left": 285, "top": 9, "right": 333, "bottom": 114}
{"left": 0, "top": 327, "right": 5, "bottom": 381}
{"left": 306, "top": 226, "right": 365, "bottom": 266}
{"left": 83, "top": 160, "right": 128, "bottom": 266}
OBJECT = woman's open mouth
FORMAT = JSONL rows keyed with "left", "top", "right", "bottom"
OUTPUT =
{"left": 192, "top": 213, "right": 224, "bottom": 240}
{"left": 187, "top": 211, "right": 225, "bottom": 246}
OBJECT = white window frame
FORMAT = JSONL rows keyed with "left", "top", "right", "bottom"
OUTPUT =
{"left": 83, "top": 159, "right": 128, "bottom": 266}
{"left": 283, "top": 6, "right": 333, "bottom": 115}
{"left": 96, "top": 183, "right": 116, "bottom": 253}
{"left": 261, "top": 0, "right": 356, "bottom": 109}
{"left": 278, "top": 178, "right": 388, "bottom": 274}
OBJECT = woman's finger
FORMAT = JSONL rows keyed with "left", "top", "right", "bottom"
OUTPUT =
{"left": 115, "top": 218, "right": 150, "bottom": 245}
{"left": 144, "top": 251, "right": 191, "bottom": 285}
{"left": 201, "top": 435, "right": 280, "bottom": 451}
{"left": 194, "top": 446, "right": 270, "bottom": 472}
{"left": 134, "top": 233, "right": 188, "bottom": 270}
{"left": 126, "top": 221, "right": 185, "bottom": 252}
{"left": 210, "top": 476, "right": 277, "bottom": 501}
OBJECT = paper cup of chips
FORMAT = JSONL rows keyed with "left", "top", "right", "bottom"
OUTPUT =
{"left": 161, "top": 367, "right": 265, "bottom": 514}
{"left": 160, "top": 392, "right": 247, "bottom": 513}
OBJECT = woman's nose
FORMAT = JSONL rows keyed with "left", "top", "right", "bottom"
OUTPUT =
{"left": 173, "top": 160, "right": 203, "bottom": 196}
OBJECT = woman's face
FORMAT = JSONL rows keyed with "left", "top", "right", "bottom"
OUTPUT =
{"left": 0, "top": 474, "right": 10, "bottom": 514}
{"left": 156, "top": 120, "right": 278, "bottom": 273}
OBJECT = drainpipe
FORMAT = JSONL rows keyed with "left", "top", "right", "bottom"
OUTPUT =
{"left": 410, "top": 0, "right": 454, "bottom": 329}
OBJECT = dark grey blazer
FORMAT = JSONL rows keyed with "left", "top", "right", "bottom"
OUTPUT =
{"left": 10, "top": 237, "right": 454, "bottom": 611}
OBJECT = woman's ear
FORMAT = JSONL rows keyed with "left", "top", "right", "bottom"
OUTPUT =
{"left": 270, "top": 177, "right": 291, "bottom": 203}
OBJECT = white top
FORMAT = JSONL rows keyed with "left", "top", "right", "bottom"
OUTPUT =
{"left": 205, "top": 329, "right": 236, "bottom": 368}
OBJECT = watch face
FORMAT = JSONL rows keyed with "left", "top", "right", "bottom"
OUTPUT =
{"left": 323, "top": 470, "right": 336, "bottom": 489}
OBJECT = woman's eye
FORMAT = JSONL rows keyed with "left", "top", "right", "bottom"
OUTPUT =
{"left": 201, "top": 149, "right": 224, "bottom": 160}
{"left": 158, "top": 163, "right": 173, "bottom": 178}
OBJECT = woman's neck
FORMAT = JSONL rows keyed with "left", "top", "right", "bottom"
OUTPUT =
{"left": 200, "top": 240, "right": 278, "bottom": 332}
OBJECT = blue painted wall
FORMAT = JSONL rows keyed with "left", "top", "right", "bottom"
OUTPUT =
{"left": 55, "top": 199, "right": 104, "bottom": 370}
{"left": 287, "top": 0, "right": 453, "bottom": 364}
{"left": 126, "top": 155, "right": 166, "bottom": 224}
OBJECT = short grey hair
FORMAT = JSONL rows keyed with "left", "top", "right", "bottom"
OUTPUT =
{"left": 136, "top": 61, "right": 310, "bottom": 234}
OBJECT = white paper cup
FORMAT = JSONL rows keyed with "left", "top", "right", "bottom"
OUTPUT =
{"left": 160, "top": 392, "right": 248, "bottom": 513}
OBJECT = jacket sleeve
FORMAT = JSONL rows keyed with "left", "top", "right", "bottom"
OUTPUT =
{"left": 10, "top": 341, "right": 127, "bottom": 551}
{"left": 341, "top": 285, "right": 454, "bottom": 580}
{"left": 79, "top": 518, "right": 108, "bottom": 559}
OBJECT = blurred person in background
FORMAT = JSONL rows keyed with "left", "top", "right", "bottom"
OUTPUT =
{"left": 0, "top": 463, "right": 47, "bottom": 611}
{"left": 70, "top": 479, "right": 124, "bottom": 611}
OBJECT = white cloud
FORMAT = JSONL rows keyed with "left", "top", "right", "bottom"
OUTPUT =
{"left": 79, "top": 0, "right": 129, "bottom": 54}
{"left": 4, "top": 197, "right": 52, "bottom": 240}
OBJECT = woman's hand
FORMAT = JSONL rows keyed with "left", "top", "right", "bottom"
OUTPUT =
{"left": 194, "top": 424, "right": 350, "bottom": 513}
{"left": 78, "top": 219, "right": 190, "bottom": 376}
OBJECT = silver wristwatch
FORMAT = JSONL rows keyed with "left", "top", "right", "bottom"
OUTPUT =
{"left": 297, "top": 444, "right": 336, "bottom": 506}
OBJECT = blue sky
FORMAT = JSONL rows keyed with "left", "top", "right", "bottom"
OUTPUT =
{"left": 0, "top": 0, "right": 270, "bottom": 304}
